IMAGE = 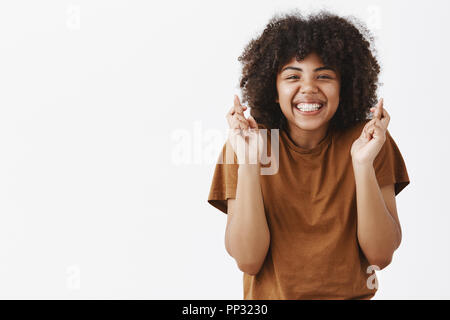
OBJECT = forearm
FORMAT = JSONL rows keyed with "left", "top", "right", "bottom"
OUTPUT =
{"left": 227, "top": 164, "right": 270, "bottom": 268}
{"left": 353, "top": 161, "right": 400, "bottom": 267}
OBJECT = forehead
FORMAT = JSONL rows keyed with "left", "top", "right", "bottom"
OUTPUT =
{"left": 282, "top": 52, "right": 325, "bottom": 69}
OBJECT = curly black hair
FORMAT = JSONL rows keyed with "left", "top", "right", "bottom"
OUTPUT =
{"left": 238, "top": 10, "right": 380, "bottom": 132}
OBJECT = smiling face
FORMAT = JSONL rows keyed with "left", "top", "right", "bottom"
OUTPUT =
{"left": 276, "top": 52, "right": 341, "bottom": 133}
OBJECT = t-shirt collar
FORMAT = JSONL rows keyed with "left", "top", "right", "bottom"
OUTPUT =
{"left": 281, "top": 126, "right": 333, "bottom": 154}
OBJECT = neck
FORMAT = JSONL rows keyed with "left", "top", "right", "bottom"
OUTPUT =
{"left": 286, "top": 123, "right": 330, "bottom": 150}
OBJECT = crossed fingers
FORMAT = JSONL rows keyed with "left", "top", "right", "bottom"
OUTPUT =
{"left": 369, "top": 98, "right": 390, "bottom": 130}
{"left": 364, "top": 98, "right": 390, "bottom": 139}
{"left": 226, "top": 95, "right": 249, "bottom": 131}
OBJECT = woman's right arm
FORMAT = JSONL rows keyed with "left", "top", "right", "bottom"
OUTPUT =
{"left": 224, "top": 95, "right": 270, "bottom": 276}
{"left": 225, "top": 164, "right": 270, "bottom": 276}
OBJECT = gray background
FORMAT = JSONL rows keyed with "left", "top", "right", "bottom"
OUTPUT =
{"left": 0, "top": 0, "right": 448, "bottom": 299}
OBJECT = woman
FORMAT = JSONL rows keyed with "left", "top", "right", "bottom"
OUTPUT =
{"left": 207, "top": 10, "right": 410, "bottom": 300}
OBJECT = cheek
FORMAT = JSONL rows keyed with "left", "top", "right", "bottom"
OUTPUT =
{"left": 323, "top": 84, "right": 340, "bottom": 103}
{"left": 277, "top": 85, "right": 294, "bottom": 100}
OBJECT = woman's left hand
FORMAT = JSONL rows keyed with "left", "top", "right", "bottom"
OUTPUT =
{"left": 351, "top": 98, "right": 390, "bottom": 166}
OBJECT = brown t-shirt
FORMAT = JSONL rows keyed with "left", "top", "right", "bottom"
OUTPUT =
{"left": 207, "top": 120, "right": 410, "bottom": 300}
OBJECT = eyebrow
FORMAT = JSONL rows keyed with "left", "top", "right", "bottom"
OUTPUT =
{"left": 281, "top": 66, "right": 336, "bottom": 73}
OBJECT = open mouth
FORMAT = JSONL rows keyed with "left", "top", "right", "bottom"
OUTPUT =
{"left": 294, "top": 102, "right": 325, "bottom": 114}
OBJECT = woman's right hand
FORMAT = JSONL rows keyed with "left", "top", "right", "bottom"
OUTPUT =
{"left": 226, "top": 95, "right": 263, "bottom": 165}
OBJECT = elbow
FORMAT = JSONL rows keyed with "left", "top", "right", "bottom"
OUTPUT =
{"left": 237, "top": 261, "right": 263, "bottom": 276}
{"left": 362, "top": 239, "right": 398, "bottom": 271}
{"left": 225, "top": 242, "right": 233, "bottom": 257}
{"left": 395, "top": 233, "right": 402, "bottom": 250}
{"left": 367, "top": 254, "right": 393, "bottom": 271}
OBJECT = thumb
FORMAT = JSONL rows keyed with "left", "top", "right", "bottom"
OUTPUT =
{"left": 247, "top": 115, "right": 258, "bottom": 129}
{"left": 361, "top": 127, "right": 370, "bottom": 141}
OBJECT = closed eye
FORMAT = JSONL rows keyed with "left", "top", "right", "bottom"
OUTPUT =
{"left": 286, "top": 75, "right": 333, "bottom": 80}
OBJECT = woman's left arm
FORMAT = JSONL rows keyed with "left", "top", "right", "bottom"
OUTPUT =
{"left": 352, "top": 164, "right": 401, "bottom": 269}
{"left": 350, "top": 98, "right": 402, "bottom": 270}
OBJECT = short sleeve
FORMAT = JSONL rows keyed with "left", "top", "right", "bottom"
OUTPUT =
{"left": 373, "top": 130, "right": 410, "bottom": 195}
{"left": 207, "top": 140, "right": 239, "bottom": 214}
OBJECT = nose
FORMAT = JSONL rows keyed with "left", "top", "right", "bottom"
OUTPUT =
{"left": 300, "top": 78, "right": 318, "bottom": 94}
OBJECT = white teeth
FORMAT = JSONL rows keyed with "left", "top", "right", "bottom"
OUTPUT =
{"left": 295, "top": 103, "right": 323, "bottom": 111}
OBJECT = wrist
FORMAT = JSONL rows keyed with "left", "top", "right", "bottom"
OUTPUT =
{"left": 352, "top": 160, "right": 374, "bottom": 176}
{"left": 238, "top": 163, "right": 261, "bottom": 176}
{"left": 351, "top": 156, "right": 373, "bottom": 168}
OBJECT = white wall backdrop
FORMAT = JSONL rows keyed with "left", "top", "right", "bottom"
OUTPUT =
{"left": 0, "top": 0, "right": 448, "bottom": 299}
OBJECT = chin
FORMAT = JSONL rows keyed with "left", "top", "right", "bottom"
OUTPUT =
{"left": 294, "top": 122, "right": 324, "bottom": 131}
{"left": 291, "top": 117, "right": 328, "bottom": 131}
